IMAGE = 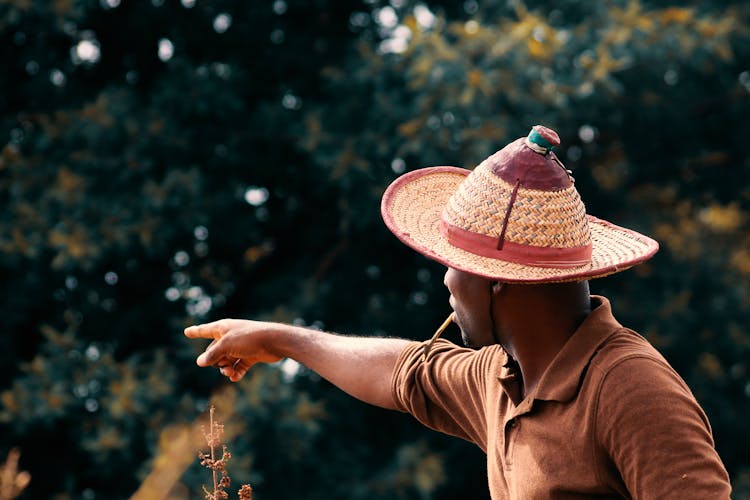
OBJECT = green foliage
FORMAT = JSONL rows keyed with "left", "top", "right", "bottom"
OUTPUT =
{"left": 1, "top": 0, "right": 749, "bottom": 498}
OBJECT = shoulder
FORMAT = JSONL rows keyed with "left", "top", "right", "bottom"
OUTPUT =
{"left": 589, "top": 327, "right": 701, "bottom": 423}
{"left": 590, "top": 327, "right": 687, "bottom": 390}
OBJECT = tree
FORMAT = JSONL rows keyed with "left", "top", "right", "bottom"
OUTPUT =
{"left": 1, "top": 0, "right": 749, "bottom": 498}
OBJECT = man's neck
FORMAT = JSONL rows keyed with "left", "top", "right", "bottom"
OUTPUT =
{"left": 493, "top": 282, "right": 592, "bottom": 399}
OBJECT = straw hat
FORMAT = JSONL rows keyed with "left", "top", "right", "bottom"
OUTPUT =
{"left": 381, "top": 125, "right": 659, "bottom": 283}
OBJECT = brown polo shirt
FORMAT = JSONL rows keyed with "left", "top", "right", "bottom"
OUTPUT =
{"left": 391, "top": 296, "right": 731, "bottom": 499}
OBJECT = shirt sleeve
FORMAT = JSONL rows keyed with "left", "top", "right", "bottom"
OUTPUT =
{"left": 595, "top": 355, "right": 732, "bottom": 499}
{"left": 391, "top": 339, "right": 501, "bottom": 450}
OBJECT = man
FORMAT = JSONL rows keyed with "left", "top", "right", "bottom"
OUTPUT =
{"left": 185, "top": 126, "right": 731, "bottom": 498}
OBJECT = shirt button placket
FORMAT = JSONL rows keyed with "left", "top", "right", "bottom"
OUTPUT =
{"left": 504, "top": 417, "right": 520, "bottom": 470}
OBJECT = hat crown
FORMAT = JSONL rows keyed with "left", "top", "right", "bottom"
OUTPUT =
{"left": 443, "top": 126, "right": 592, "bottom": 259}
{"left": 490, "top": 125, "right": 571, "bottom": 191}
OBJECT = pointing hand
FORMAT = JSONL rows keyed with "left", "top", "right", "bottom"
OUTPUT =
{"left": 184, "top": 319, "right": 284, "bottom": 381}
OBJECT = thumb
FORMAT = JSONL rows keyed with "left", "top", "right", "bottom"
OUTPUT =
{"left": 196, "top": 337, "right": 230, "bottom": 367}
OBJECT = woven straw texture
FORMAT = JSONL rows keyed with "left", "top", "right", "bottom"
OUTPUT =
{"left": 381, "top": 166, "right": 659, "bottom": 283}
{"left": 444, "top": 160, "right": 591, "bottom": 248}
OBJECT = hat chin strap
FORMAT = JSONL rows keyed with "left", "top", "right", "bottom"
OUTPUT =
{"left": 438, "top": 219, "right": 592, "bottom": 269}
{"left": 489, "top": 282, "right": 503, "bottom": 346}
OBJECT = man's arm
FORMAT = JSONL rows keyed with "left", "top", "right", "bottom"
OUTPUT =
{"left": 184, "top": 319, "right": 414, "bottom": 410}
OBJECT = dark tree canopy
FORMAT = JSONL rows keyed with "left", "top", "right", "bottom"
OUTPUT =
{"left": 1, "top": 0, "right": 749, "bottom": 498}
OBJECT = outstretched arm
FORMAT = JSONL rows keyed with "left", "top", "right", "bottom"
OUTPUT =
{"left": 184, "top": 319, "right": 414, "bottom": 410}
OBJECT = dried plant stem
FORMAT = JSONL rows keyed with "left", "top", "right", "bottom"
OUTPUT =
{"left": 199, "top": 405, "right": 251, "bottom": 500}
{"left": 209, "top": 406, "right": 218, "bottom": 497}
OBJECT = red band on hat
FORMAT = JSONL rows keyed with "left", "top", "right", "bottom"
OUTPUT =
{"left": 439, "top": 219, "right": 592, "bottom": 268}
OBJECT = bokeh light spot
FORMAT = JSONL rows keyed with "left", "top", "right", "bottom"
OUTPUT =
{"left": 50, "top": 69, "right": 66, "bottom": 87}
{"left": 391, "top": 158, "right": 406, "bottom": 174}
{"left": 578, "top": 125, "right": 596, "bottom": 143}
{"left": 85, "top": 344, "right": 101, "bottom": 362}
{"left": 664, "top": 69, "right": 679, "bottom": 86}
{"left": 463, "top": 0, "right": 478, "bottom": 14}
{"left": 25, "top": 60, "right": 39, "bottom": 75}
{"left": 213, "top": 13, "right": 232, "bottom": 33}
{"left": 158, "top": 38, "right": 174, "bottom": 62}
{"left": 740, "top": 71, "right": 750, "bottom": 91}
{"left": 244, "top": 186, "right": 270, "bottom": 206}
{"left": 65, "top": 276, "right": 78, "bottom": 290}
{"left": 281, "top": 92, "right": 302, "bottom": 110}
{"left": 194, "top": 225, "right": 209, "bottom": 241}
{"left": 174, "top": 250, "right": 190, "bottom": 266}
{"left": 72, "top": 39, "right": 101, "bottom": 65}
{"left": 273, "top": 0, "right": 287, "bottom": 15}
{"left": 375, "top": 6, "right": 398, "bottom": 29}
{"left": 414, "top": 4, "right": 436, "bottom": 30}
{"left": 349, "top": 12, "right": 370, "bottom": 30}
{"left": 270, "top": 29, "right": 285, "bottom": 44}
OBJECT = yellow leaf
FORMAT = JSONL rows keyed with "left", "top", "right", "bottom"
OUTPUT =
{"left": 713, "top": 41, "right": 734, "bottom": 62}
{"left": 467, "top": 69, "right": 483, "bottom": 89}
{"left": 731, "top": 248, "right": 750, "bottom": 275}
{"left": 397, "top": 118, "right": 424, "bottom": 139}
{"left": 698, "top": 352, "right": 724, "bottom": 380}
{"left": 1, "top": 391, "right": 18, "bottom": 414}
{"left": 526, "top": 38, "right": 547, "bottom": 60}
{"left": 403, "top": 15, "right": 418, "bottom": 32}
{"left": 698, "top": 202, "right": 745, "bottom": 232}
{"left": 658, "top": 7, "right": 694, "bottom": 25}
{"left": 610, "top": 0, "right": 653, "bottom": 32}
{"left": 56, "top": 166, "right": 85, "bottom": 193}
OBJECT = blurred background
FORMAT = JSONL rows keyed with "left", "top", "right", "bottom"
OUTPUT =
{"left": 0, "top": 0, "right": 749, "bottom": 498}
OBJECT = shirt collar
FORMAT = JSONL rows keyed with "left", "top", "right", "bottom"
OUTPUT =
{"left": 530, "top": 295, "right": 623, "bottom": 403}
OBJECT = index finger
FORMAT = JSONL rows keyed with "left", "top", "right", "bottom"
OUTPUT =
{"left": 184, "top": 321, "right": 226, "bottom": 339}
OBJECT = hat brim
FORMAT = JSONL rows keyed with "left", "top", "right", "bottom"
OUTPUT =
{"left": 381, "top": 166, "right": 659, "bottom": 283}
